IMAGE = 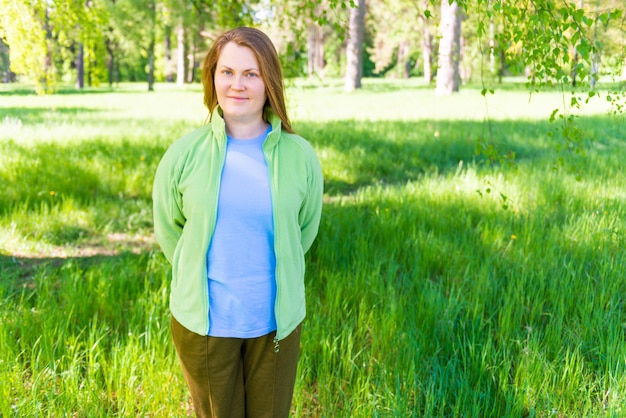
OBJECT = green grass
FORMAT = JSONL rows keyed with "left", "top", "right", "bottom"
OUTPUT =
{"left": 1, "top": 79, "right": 625, "bottom": 416}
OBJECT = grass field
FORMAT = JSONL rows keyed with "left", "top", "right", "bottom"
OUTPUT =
{"left": 1, "top": 78, "right": 625, "bottom": 416}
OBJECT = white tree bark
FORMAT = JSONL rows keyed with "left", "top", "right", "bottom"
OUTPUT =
{"left": 421, "top": 0, "right": 434, "bottom": 84}
{"left": 176, "top": 20, "right": 185, "bottom": 86}
{"left": 307, "top": 23, "right": 325, "bottom": 77}
{"left": 435, "top": 0, "right": 462, "bottom": 95}
{"left": 398, "top": 39, "right": 410, "bottom": 79}
{"left": 344, "top": 0, "right": 366, "bottom": 92}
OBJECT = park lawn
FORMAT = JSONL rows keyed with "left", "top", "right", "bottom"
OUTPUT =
{"left": 0, "top": 79, "right": 625, "bottom": 416}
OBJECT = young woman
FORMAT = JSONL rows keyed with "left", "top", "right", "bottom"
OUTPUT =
{"left": 152, "top": 27, "right": 324, "bottom": 417}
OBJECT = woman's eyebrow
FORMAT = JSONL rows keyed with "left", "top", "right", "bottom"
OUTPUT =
{"left": 218, "top": 64, "right": 259, "bottom": 72}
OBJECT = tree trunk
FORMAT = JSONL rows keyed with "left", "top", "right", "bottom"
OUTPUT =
{"left": 75, "top": 42, "right": 84, "bottom": 89}
{"left": 43, "top": 7, "right": 53, "bottom": 91}
{"left": 590, "top": 0, "right": 600, "bottom": 89}
{"left": 187, "top": 38, "right": 195, "bottom": 83}
{"left": 164, "top": 25, "right": 173, "bottom": 82}
{"left": 498, "top": 47, "right": 505, "bottom": 83}
{"left": 87, "top": 54, "right": 92, "bottom": 87}
{"left": 572, "top": 0, "right": 584, "bottom": 87}
{"left": 315, "top": 26, "right": 324, "bottom": 75}
{"left": 307, "top": 24, "right": 324, "bottom": 77}
{"left": 398, "top": 39, "right": 410, "bottom": 79}
{"left": 176, "top": 21, "right": 185, "bottom": 86}
{"left": 489, "top": 0, "right": 496, "bottom": 77}
{"left": 148, "top": 39, "right": 155, "bottom": 91}
{"left": 435, "top": 0, "right": 462, "bottom": 95}
{"left": 421, "top": 2, "right": 434, "bottom": 84}
{"left": 106, "top": 38, "right": 115, "bottom": 87}
{"left": 147, "top": 0, "right": 156, "bottom": 91}
{"left": 344, "top": 0, "right": 365, "bottom": 92}
{"left": 307, "top": 26, "right": 315, "bottom": 77}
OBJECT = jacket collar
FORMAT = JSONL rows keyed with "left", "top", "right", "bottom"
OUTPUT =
{"left": 210, "top": 106, "right": 282, "bottom": 151}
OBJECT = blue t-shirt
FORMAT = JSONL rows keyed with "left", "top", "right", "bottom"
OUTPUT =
{"left": 206, "top": 127, "right": 277, "bottom": 338}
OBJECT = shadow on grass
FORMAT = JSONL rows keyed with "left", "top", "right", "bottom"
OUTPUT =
{"left": 2, "top": 111, "right": 623, "bottom": 214}
{"left": 0, "top": 137, "right": 165, "bottom": 215}
{"left": 0, "top": 251, "right": 131, "bottom": 283}
{"left": 304, "top": 176, "right": 624, "bottom": 415}
{"left": 0, "top": 250, "right": 167, "bottom": 333}
{"left": 0, "top": 84, "right": 152, "bottom": 96}
{"left": 1, "top": 106, "right": 101, "bottom": 124}
{"left": 297, "top": 114, "right": 624, "bottom": 195}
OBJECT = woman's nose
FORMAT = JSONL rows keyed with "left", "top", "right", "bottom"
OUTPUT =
{"left": 231, "top": 76, "right": 244, "bottom": 90}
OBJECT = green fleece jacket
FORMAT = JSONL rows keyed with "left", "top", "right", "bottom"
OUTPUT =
{"left": 152, "top": 107, "right": 323, "bottom": 341}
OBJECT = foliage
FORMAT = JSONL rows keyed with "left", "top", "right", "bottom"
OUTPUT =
{"left": 0, "top": 0, "right": 52, "bottom": 92}
{"left": 367, "top": 0, "right": 432, "bottom": 77}
{"left": 0, "top": 38, "right": 10, "bottom": 78}
{"left": 278, "top": 42, "right": 308, "bottom": 78}
{"left": 1, "top": 0, "right": 624, "bottom": 104}
{"left": 0, "top": 0, "right": 359, "bottom": 91}
{"left": 0, "top": 0, "right": 111, "bottom": 92}
{"left": 438, "top": 0, "right": 626, "bottom": 168}
{"left": 52, "top": 0, "right": 109, "bottom": 84}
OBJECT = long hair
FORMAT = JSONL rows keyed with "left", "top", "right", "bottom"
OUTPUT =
{"left": 201, "top": 27, "right": 294, "bottom": 134}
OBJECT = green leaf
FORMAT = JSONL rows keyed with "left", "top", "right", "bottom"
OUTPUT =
{"left": 598, "top": 12, "right": 609, "bottom": 26}
{"left": 549, "top": 108, "right": 559, "bottom": 123}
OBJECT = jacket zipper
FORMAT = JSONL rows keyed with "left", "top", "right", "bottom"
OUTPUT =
{"left": 265, "top": 138, "right": 281, "bottom": 352}
{"left": 205, "top": 136, "right": 228, "bottom": 335}
{"left": 273, "top": 336, "right": 280, "bottom": 353}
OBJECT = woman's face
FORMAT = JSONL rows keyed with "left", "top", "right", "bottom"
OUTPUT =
{"left": 214, "top": 42, "right": 267, "bottom": 126}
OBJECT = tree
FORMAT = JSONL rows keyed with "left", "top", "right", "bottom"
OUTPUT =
{"left": 54, "top": 0, "right": 108, "bottom": 88}
{"left": 104, "top": 0, "right": 158, "bottom": 90}
{"left": 440, "top": 0, "right": 625, "bottom": 162}
{"left": 0, "top": 0, "right": 53, "bottom": 91}
{"left": 307, "top": 22, "right": 325, "bottom": 77}
{"left": 0, "top": 38, "right": 12, "bottom": 81}
{"left": 345, "top": 0, "right": 366, "bottom": 91}
{"left": 420, "top": 0, "right": 435, "bottom": 83}
{"left": 366, "top": 0, "right": 434, "bottom": 79}
{"left": 2, "top": 0, "right": 623, "bottom": 101}
{"left": 435, "top": 0, "right": 462, "bottom": 95}
{"left": 175, "top": 18, "right": 185, "bottom": 85}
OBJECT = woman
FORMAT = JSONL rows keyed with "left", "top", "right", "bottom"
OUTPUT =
{"left": 152, "top": 27, "right": 324, "bottom": 417}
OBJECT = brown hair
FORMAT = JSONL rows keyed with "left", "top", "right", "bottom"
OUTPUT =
{"left": 201, "top": 27, "right": 294, "bottom": 134}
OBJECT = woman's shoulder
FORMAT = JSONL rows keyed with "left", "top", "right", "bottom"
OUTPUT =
{"left": 158, "top": 124, "right": 214, "bottom": 170}
{"left": 170, "top": 124, "right": 213, "bottom": 151}
{"left": 165, "top": 125, "right": 213, "bottom": 155}
{"left": 279, "top": 131, "right": 317, "bottom": 157}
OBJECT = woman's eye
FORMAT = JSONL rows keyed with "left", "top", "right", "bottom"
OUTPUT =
{"left": 247, "top": 72, "right": 258, "bottom": 78}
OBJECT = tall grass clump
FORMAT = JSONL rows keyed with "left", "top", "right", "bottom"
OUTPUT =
{"left": 1, "top": 79, "right": 625, "bottom": 416}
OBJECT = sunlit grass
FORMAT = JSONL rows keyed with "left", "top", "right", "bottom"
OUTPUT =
{"left": 287, "top": 77, "right": 616, "bottom": 122}
{"left": 1, "top": 79, "right": 625, "bottom": 416}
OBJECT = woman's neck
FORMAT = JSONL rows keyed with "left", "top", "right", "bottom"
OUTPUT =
{"left": 224, "top": 117, "right": 269, "bottom": 140}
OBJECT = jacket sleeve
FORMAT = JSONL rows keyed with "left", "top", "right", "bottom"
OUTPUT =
{"left": 299, "top": 149, "right": 324, "bottom": 254}
{"left": 152, "top": 149, "right": 186, "bottom": 264}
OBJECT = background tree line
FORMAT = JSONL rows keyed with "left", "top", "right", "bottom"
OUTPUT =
{"left": 0, "top": 0, "right": 624, "bottom": 95}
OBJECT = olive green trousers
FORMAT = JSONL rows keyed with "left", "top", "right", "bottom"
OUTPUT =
{"left": 171, "top": 316, "right": 301, "bottom": 418}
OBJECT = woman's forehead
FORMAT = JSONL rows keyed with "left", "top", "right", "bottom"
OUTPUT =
{"left": 217, "top": 42, "right": 259, "bottom": 68}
